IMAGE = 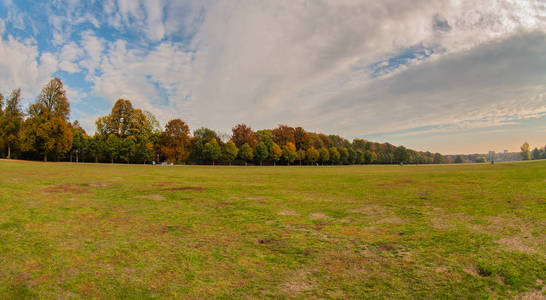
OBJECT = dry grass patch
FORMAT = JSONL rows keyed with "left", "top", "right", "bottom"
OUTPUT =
{"left": 281, "top": 269, "right": 316, "bottom": 296}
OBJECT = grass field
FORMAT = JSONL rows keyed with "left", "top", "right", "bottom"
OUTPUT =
{"left": 0, "top": 160, "right": 545, "bottom": 299}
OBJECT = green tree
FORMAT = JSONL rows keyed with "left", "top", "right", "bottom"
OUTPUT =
{"left": 120, "top": 137, "right": 136, "bottom": 163}
{"left": 454, "top": 155, "right": 463, "bottom": 163}
{"left": 270, "top": 143, "right": 282, "bottom": 166}
{"left": 394, "top": 146, "right": 409, "bottom": 164}
{"left": 255, "top": 141, "right": 269, "bottom": 166}
{"left": 319, "top": 148, "right": 330, "bottom": 165}
{"left": 329, "top": 147, "right": 340, "bottom": 165}
{"left": 203, "top": 138, "right": 222, "bottom": 165}
{"left": 1, "top": 89, "right": 24, "bottom": 159}
{"left": 223, "top": 141, "right": 239, "bottom": 165}
{"left": 70, "top": 121, "right": 87, "bottom": 163}
{"left": 306, "top": 146, "right": 319, "bottom": 165}
{"left": 520, "top": 142, "right": 531, "bottom": 160}
{"left": 105, "top": 134, "right": 121, "bottom": 163}
{"left": 282, "top": 142, "right": 297, "bottom": 166}
{"left": 239, "top": 143, "right": 254, "bottom": 166}
{"left": 297, "top": 149, "right": 306, "bottom": 166}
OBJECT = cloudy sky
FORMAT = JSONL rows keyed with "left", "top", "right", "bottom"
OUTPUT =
{"left": 0, "top": 0, "right": 545, "bottom": 154}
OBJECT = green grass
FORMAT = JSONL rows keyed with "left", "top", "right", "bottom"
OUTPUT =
{"left": 0, "top": 159, "right": 545, "bottom": 299}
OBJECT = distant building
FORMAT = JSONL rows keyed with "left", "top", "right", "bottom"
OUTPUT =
{"left": 488, "top": 151, "right": 496, "bottom": 162}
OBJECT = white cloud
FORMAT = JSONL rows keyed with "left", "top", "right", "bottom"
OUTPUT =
{"left": 0, "top": 36, "right": 57, "bottom": 100}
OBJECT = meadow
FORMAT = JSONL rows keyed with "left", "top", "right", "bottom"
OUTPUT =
{"left": 0, "top": 159, "right": 544, "bottom": 299}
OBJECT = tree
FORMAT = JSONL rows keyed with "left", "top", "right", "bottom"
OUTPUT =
{"left": 319, "top": 148, "right": 330, "bottom": 165}
{"left": 232, "top": 124, "right": 256, "bottom": 148}
{"left": 329, "top": 147, "right": 340, "bottom": 165}
{"left": 239, "top": 143, "right": 254, "bottom": 166}
{"left": 306, "top": 147, "right": 319, "bottom": 165}
{"left": 1, "top": 89, "right": 24, "bottom": 159}
{"left": 297, "top": 149, "right": 306, "bottom": 166}
{"left": 340, "top": 147, "right": 350, "bottom": 164}
{"left": 531, "top": 147, "right": 541, "bottom": 160}
{"left": 394, "top": 146, "right": 409, "bottom": 164}
{"left": 294, "top": 127, "right": 310, "bottom": 150}
{"left": 454, "top": 155, "right": 463, "bottom": 163}
{"left": 203, "top": 138, "right": 221, "bottom": 165}
{"left": 270, "top": 143, "right": 282, "bottom": 166}
{"left": 70, "top": 121, "right": 87, "bottom": 163}
{"left": 119, "top": 137, "right": 136, "bottom": 163}
{"left": 105, "top": 134, "right": 121, "bottom": 163}
{"left": 282, "top": 142, "right": 297, "bottom": 166}
{"left": 191, "top": 127, "right": 220, "bottom": 162}
{"left": 255, "top": 141, "right": 269, "bottom": 166}
{"left": 223, "top": 140, "right": 238, "bottom": 165}
{"left": 272, "top": 124, "right": 295, "bottom": 147}
{"left": 520, "top": 142, "right": 531, "bottom": 160}
{"left": 20, "top": 78, "right": 73, "bottom": 161}
{"left": 160, "top": 119, "right": 191, "bottom": 163}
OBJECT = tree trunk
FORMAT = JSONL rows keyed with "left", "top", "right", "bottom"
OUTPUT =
{"left": 274, "top": 161, "right": 276, "bottom": 166}
{"left": 212, "top": 161, "right": 215, "bottom": 166}
{"left": 245, "top": 162, "right": 248, "bottom": 166}
{"left": 260, "top": 161, "right": 262, "bottom": 166}
{"left": 7, "top": 145, "right": 10, "bottom": 159}
{"left": 44, "top": 153, "right": 47, "bottom": 162}
{"left": 111, "top": 158, "right": 114, "bottom": 164}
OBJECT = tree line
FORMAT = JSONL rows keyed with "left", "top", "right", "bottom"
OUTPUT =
{"left": 520, "top": 142, "right": 546, "bottom": 161}
{"left": 1, "top": 78, "right": 449, "bottom": 165}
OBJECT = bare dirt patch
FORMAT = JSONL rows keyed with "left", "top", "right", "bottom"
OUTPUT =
{"left": 350, "top": 204, "right": 387, "bottom": 215}
{"left": 43, "top": 184, "right": 89, "bottom": 194}
{"left": 309, "top": 213, "right": 329, "bottom": 220}
{"left": 85, "top": 182, "right": 111, "bottom": 187}
{"left": 161, "top": 187, "right": 204, "bottom": 191}
{"left": 135, "top": 194, "right": 165, "bottom": 201}
{"left": 376, "top": 216, "right": 404, "bottom": 224}
{"left": 278, "top": 210, "right": 298, "bottom": 216}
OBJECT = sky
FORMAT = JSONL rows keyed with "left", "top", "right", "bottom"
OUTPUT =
{"left": 0, "top": 0, "right": 545, "bottom": 154}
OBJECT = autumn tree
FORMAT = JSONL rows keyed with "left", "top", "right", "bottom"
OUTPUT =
{"left": 160, "top": 119, "right": 191, "bottom": 163}
{"left": 306, "top": 147, "right": 319, "bottom": 165}
{"left": 255, "top": 141, "right": 269, "bottom": 166}
{"left": 232, "top": 124, "right": 257, "bottom": 148}
{"left": 1, "top": 89, "right": 24, "bottom": 159}
{"left": 294, "top": 127, "right": 310, "bottom": 150}
{"left": 520, "top": 142, "right": 531, "bottom": 160}
{"left": 223, "top": 141, "right": 238, "bottom": 165}
{"left": 203, "top": 138, "right": 221, "bottom": 165}
{"left": 282, "top": 142, "right": 297, "bottom": 166}
{"left": 319, "top": 148, "right": 330, "bottom": 165}
{"left": 239, "top": 143, "right": 254, "bottom": 166}
{"left": 20, "top": 78, "right": 73, "bottom": 161}
{"left": 272, "top": 124, "right": 295, "bottom": 147}
{"left": 270, "top": 143, "right": 282, "bottom": 166}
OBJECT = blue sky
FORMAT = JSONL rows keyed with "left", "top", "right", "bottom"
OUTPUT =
{"left": 0, "top": 0, "right": 544, "bottom": 154}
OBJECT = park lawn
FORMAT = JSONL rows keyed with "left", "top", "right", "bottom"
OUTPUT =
{"left": 0, "top": 159, "right": 544, "bottom": 299}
